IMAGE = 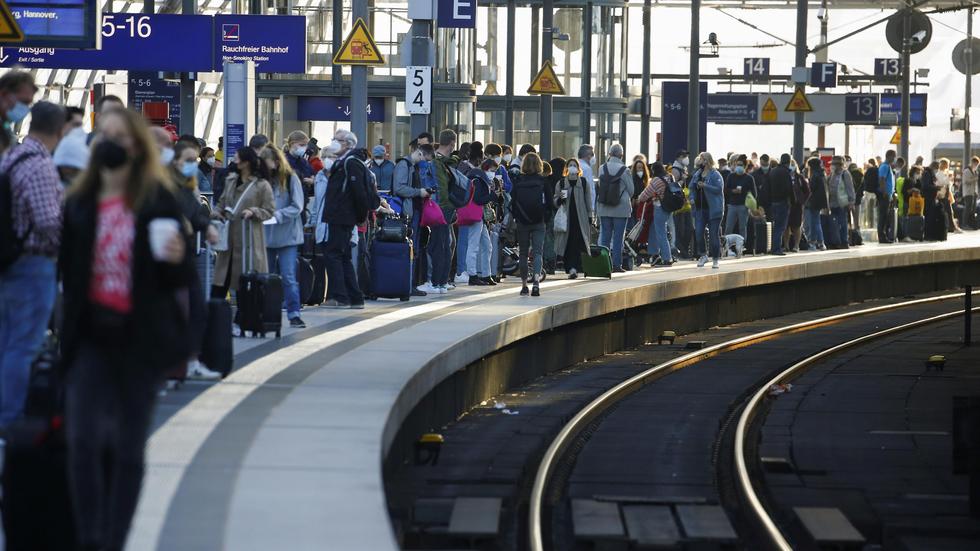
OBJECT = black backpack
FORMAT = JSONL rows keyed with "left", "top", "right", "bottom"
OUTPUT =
{"left": 597, "top": 165, "right": 627, "bottom": 206}
{"left": 511, "top": 177, "right": 546, "bottom": 225}
{"left": 0, "top": 153, "right": 37, "bottom": 273}
{"left": 660, "top": 177, "right": 686, "bottom": 213}
{"left": 864, "top": 167, "right": 879, "bottom": 195}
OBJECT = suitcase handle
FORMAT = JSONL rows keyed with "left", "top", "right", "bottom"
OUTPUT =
{"left": 242, "top": 218, "right": 254, "bottom": 274}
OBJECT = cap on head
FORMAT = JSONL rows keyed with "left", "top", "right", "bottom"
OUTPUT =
{"left": 371, "top": 145, "right": 386, "bottom": 158}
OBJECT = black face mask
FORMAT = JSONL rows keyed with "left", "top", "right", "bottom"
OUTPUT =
{"left": 94, "top": 139, "right": 128, "bottom": 169}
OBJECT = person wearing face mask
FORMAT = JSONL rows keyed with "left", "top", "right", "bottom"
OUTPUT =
{"left": 53, "top": 126, "right": 90, "bottom": 187}
{"left": 576, "top": 144, "right": 597, "bottom": 211}
{"left": 0, "top": 101, "right": 65, "bottom": 429}
{"left": 690, "top": 152, "right": 725, "bottom": 269}
{"left": 636, "top": 162, "right": 674, "bottom": 267}
{"left": 460, "top": 148, "right": 498, "bottom": 285}
{"left": 198, "top": 146, "right": 216, "bottom": 194}
{"left": 484, "top": 143, "right": 514, "bottom": 192}
{"left": 392, "top": 139, "right": 432, "bottom": 295}
{"left": 827, "top": 156, "right": 856, "bottom": 249}
{"left": 751, "top": 154, "right": 772, "bottom": 221}
{"left": 962, "top": 156, "right": 979, "bottom": 230}
{"left": 0, "top": 71, "right": 37, "bottom": 154}
{"left": 847, "top": 161, "right": 864, "bottom": 230}
{"left": 369, "top": 144, "right": 395, "bottom": 193}
{"left": 285, "top": 130, "right": 315, "bottom": 188}
{"left": 554, "top": 158, "right": 595, "bottom": 278}
{"left": 724, "top": 156, "right": 757, "bottom": 241}
{"left": 767, "top": 154, "right": 794, "bottom": 255}
{"left": 260, "top": 145, "right": 307, "bottom": 328}
{"left": 670, "top": 149, "right": 691, "bottom": 256}
{"left": 58, "top": 108, "right": 195, "bottom": 551}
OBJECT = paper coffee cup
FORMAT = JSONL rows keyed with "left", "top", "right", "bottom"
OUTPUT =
{"left": 149, "top": 218, "right": 180, "bottom": 261}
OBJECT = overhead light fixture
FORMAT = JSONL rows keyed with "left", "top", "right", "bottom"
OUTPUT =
{"left": 916, "top": 68, "right": 930, "bottom": 78}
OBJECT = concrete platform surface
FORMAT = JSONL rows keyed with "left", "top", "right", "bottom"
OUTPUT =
{"left": 128, "top": 233, "right": 980, "bottom": 551}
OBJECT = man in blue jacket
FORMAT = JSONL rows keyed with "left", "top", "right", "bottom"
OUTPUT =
{"left": 369, "top": 144, "right": 395, "bottom": 193}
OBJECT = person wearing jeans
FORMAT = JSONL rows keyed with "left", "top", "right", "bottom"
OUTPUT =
{"left": 635, "top": 162, "right": 674, "bottom": 265}
{"left": 595, "top": 143, "right": 635, "bottom": 271}
{"left": 517, "top": 223, "right": 545, "bottom": 292}
{"left": 724, "top": 156, "right": 757, "bottom": 239}
{"left": 261, "top": 145, "right": 307, "bottom": 327}
{"left": 770, "top": 200, "right": 790, "bottom": 254}
{"left": 690, "top": 152, "right": 726, "bottom": 269}
{"left": 827, "top": 156, "right": 856, "bottom": 248}
{"left": 0, "top": 101, "right": 65, "bottom": 426}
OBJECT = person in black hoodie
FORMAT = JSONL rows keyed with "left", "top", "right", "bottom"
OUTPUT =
{"left": 510, "top": 153, "right": 549, "bottom": 296}
{"left": 59, "top": 108, "right": 196, "bottom": 551}
{"left": 751, "top": 154, "right": 772, "bottom": 221}
{"left": 804, "top": 157, "right": 829, "bottom": 250}
{"left": 767, "top": 154, "right": 794, "bottom": 255}
{"left": 322, "top": 129, "right": 377, "bottom": 309}
{"left": 724, "top": 155, "right": 757, "bottom": 239}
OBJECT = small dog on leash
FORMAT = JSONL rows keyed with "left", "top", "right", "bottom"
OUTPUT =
{"left": 722, "top": 234, "right": 745, "bottom": 258}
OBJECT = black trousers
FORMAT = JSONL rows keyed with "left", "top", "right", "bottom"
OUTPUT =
{"left": 877, "top": 193, "right": 894, "bottom": 243}
{"left": 324, "top": 223, "right": 364, "bottom": 305}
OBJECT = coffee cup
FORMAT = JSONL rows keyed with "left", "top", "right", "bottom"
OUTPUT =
{"left": 149, "top": 218, "right": 181, "bottom": 261}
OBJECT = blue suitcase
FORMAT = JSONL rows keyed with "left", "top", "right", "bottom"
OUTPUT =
{"left": 370, "top": 239, "right": 413, "bottom": 301}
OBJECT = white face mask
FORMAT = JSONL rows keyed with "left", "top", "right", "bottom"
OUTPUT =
{"left": 485, "top": 171, "right": 496, "bottom": 180}
{"left": 681, "top": 157, "right": 690, "bottom": 167}
{"left": 160, "top": 147, "right": 175, "bottom": 166}
{"left": 292, "top": 145, "right": 307, "bottom": 158}
{"left": 205, "top": 156, "right": 215, "bottom": 167}
{"left": 503, "top": 153, "right": 513, "bottom": 163}
{"left": 330, "top": 139, "right": 343, "bottom": 154}
{"left": 373, "top": 158, "right": 384, "bottom": 166}
{"left": 321, "top": 158, "right": 334, "bottom": 173}
{"left": 493, "top": 156, "right": 502, "bottom": 164}
{"left": 589, "top": 156, "right": 597, "bottom": 167}
{"left": 635, "top": 170, "right": 644, "bottom": 178}
{"left": 568, "top": 168, "right": 579, "bottom": 177}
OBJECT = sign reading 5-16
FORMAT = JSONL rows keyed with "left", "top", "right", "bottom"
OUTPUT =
{"left": 405, "top": 66, "right": 432, "bottom": 115}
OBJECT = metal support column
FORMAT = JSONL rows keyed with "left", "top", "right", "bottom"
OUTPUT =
{"left": 581, "top": 2, "right": 592, "bottom": 147}
{"left": 900, "top": 7, "right": 911, "bottom": 174}
{"left": 351, "top": 0, "right": 367, "bottom": 141}
{"left": 332, "top": 0, "right": 343, "bottom": 87}
{"left": 143, "top": 0, "right": 152, "bottom": 14}
{"left": 540, "top": 0, "right": 553, "bottom": 158}
{"left": 793, "top": 0, "right": 808, "bottom": 165}
{"left": 816, "top": 0, "right": 828, "bottom": 149}
{"left": 640, "top": 0, "right": 651, "bottom": 158}
{"left": 505, "top": 0, "right": 515, "bottom": 146}
{"left": 687, "top": 0, "right": 700, "bottom": 157}
{"left": 410, "top": 19, "right": 431, "bottom": 139}
{"left": 966, "top": 8, "right": 974, "bottom": 176}
{"left": 967, "top": 285, "right": 973, "bottom": 346}
{"left": 180, "top": 0, "right": 197, "bottom": 136}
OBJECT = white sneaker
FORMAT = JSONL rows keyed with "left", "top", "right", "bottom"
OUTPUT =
{"left": 697, "top": 255, "right": 708, "bottom": 268}
{"left": 712, "top": 258, "right": 720, "bottom": 269}
{"left": 417, "top": 282, "right": 438, "bottom": 294}
{"left": 454, "top": 273, "right": 470, "bottom": 284}
{"left": 434, "top": 285, "right": 448, "bottom": 294}
{"left": 232, "top": 324, "right": 242, "bottom": 337}
{"left": 187, "top": 360, "right": 221, "bottom": 381}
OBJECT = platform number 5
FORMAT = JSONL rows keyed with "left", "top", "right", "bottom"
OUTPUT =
{"left": 406, "top": 66, "right": 432, "bottom": 115}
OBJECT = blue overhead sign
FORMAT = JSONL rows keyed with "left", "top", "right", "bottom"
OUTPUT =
{"left": 297, "top": 96, "right": 385, "bottom": 122}
{"left": 0, "top": 14, "right": 213, "bottom": 72}
{"left": 880, "top": 93, "right": 927, "bottom": 126}
{"left": 706, "top": 94, "right": 758, "bottom": 123}
{"left": 8, "top": 0, "right": 100, "bottom": 48}
{"left": 127, "top": 72, "right": 181, "bottom": 128}
{"left": 743, "top": 57, "right": 769, "bottom": 79}
{"left": 214, "top": 15, "right": 306, "bottom": 73}
{"left": 810, "top": 62, "right": 837, "bottom": 88}
{"left": 661, "top": 81, "right": 706, "bottom": 162}
{"left": 438, "top": 0, "right": 476, "bottom": 28}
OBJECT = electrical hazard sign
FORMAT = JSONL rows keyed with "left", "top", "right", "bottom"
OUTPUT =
{"left": 890, "top": 128, "right": 902, "bottom": 145}
{"left": 784, "top": 87, "right": 813, "bottom": 112}
{"left": 527, "top": 61, "right": 565, "bottom": 95}
{"left": 333, "top": 18, "right": 385, "bottom": 66}
{"left": 761, "top": 97, "right": 778, "bottom": 123}
{"left": 0, "top": 0, "right": 24, "bottom": 42}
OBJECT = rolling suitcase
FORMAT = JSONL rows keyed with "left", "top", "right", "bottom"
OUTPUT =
{"left": 581, "top": 245, "right": 613, "bottom": 278}
{"left": 196, "top": 240, "right": 233, "bottom": 376}
{"left": 237, "top": 221, "right": 283, "bottom": 338}
{"left": 820, "top": 213, "right": 842, "bottom": 248}
{"left": 370, "top": 239, "right": 413, "bottom": 301}
{"left": 297, "top": 255, "right": 314, "bottom": 305}
{"left": 306, "top": 253, "right": 327, "bottom": 306}
{"left": 907, "top": 214, "right": 925, "bottom": 241}
{"left": 747, "top": 217, "right": 771, "bottom": 255}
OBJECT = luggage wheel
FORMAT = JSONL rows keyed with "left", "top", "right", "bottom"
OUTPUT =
{"left": 275, "top": 331, "right": 281, "bottom": 338}
{"left": 400, "top": 297, "right": 410, "bottom": 302}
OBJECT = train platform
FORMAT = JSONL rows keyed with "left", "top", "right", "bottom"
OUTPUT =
{"left": 129, "top": 233, "right": 980, "bottom": 551}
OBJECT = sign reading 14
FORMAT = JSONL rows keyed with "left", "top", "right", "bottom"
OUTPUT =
{"left": 101, "top": 15, "right": 152, "bottom": 39}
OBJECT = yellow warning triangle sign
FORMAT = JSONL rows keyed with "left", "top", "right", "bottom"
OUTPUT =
{"left": 333, "top": 18, "right": 385, "bottom": 66}
{"left": 890, "top": 128, "right": 902, "bottom": 145}
{"left": 784, "top": 87, "right": 813, "bottom": 112}
{"left": 761, "top": 97, "right": 778, "bottom": 123}
{"left": 527, "top": 61, "right": 565, "bottom": 95}
{"left": 0, "top": 0, "right": 24, "bottom": 43}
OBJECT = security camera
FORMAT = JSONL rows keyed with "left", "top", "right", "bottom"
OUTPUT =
{"left": 817, "top": 7, "right": 827, "bottom": 20}
{"left": 707, "top": 32, "right": 719, "bottom": 46}
{"left": 910, "top": 30, "right": 927, "bottom": 44}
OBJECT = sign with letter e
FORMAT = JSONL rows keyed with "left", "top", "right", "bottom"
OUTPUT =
{"left": 438, "top": 0, "right": 476, "bottom": 29}
{"left": 406, "top": 66, "right": 432, "bottom": 115}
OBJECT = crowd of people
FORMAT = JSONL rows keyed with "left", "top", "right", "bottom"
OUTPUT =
{"left": 0, "top": 66, "right": 978, "bottom": 549}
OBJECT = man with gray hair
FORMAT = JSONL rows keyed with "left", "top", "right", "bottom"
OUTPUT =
{"left": 322, "top": 128, "right": 375, "bottom": 308}
{"left": 576, "top": 144, "right": 596, "bottom": 210}
{"left": 595, "top": 143, "right": 634, "bottom": 272}
{"left": 0, "top": 101, "right": 66, "bottom": 426}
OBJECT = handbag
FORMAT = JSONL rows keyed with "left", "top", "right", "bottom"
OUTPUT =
{"left": 376, "top": 217, "right": 410, "bottom": 242}
{"left": 421, "top": 196, "right": 447, "bottom": 227}
{"left": 212, "top": 181, "right": 254, "bottom": 252}
{"left": 554, "top": 184, "right": 569, "bottom": 233}
{"left": 456, "top": 199, "right": 484, "bottom": 226}
{"left": 627, "top": 203, "right": 646, "bottom": 242}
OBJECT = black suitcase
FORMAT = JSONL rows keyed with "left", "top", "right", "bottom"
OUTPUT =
{"left": 907, "top": 215, "right": 925, "bottom": 241}
{"left": 237, "top": 221, "right": 283, "bottom": 338}
{"left": 301, "top": 228, "right": 316, "bottom": 258}
{"left": 821, "top": 213, "right": 842, "bottom": 248}
{"left": 357, "top": 231, "right": 375, "bottom": 300}
{"left": 306, "top": 254, "right": 326, "bottom": 306}
{"left": 297, "top": 256, "right": 314, "bottom": 305}
{"left": 747, "top": 217, "right": 771, "bottom": 255}
{"left": 370, "top": 239, "right": 413, "bottom": 301}
{"left": 196, "top": 242, "right": 233, "bottom": 376}
{"left": 848, "top": 228, "right": 863, "bottom": 246}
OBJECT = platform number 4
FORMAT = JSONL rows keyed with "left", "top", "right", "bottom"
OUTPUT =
{"left": 406, "top": 66, "right": 432, "bottom": 115}
{"left": 743, "top": 57, "right": 770, "bottom": 79}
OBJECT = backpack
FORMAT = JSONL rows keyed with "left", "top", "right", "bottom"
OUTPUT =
{"left": 510, "top": 177, "right": 546, "bottom": 225}
{"left": 864, "top": 167, "right": 879, "bottom": 195}
{"left": 447, "top": 167, "right": 470, "bottom": 208}
{"left": 660, "top": 177, "right": 686, "bottom": 213}
{"left": 472, "top": 176, "right": 493, "bottom": 206}
{"left": 418, "top": 160, "right": 438, "bottom": 191}
{"left": 597, "top": 165, "right": 627, "bottom": 206}
{"left": 342, "top": 157, "right": 372, "bottom": 224}
{"left": 0, "top": 153, "right": 37, "bottom": 273}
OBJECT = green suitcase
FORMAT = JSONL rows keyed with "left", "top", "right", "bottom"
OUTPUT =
{"left": 581, "top": 245, "right": 613, "bottom": 279}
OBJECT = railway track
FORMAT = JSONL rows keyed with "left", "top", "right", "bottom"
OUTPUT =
{"left": 529, "top": 291, "right": 978, "bottom": 550}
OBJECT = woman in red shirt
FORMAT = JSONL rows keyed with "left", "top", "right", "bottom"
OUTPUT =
{"left": 59, "top": 108, "right": 195, "bottom": 551}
